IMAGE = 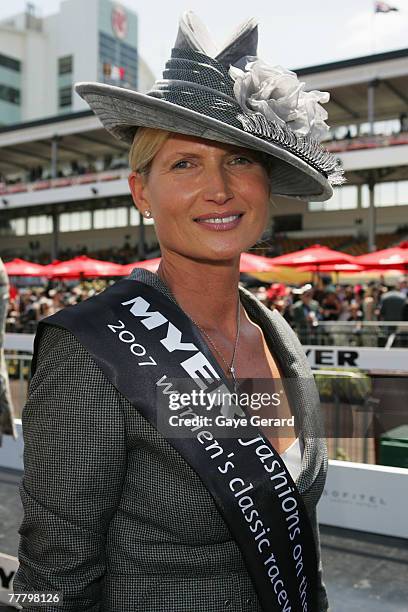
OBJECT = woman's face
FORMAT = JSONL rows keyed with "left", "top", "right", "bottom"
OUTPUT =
{"left": 128, "top": 134, "right": 270, "bottom": 263}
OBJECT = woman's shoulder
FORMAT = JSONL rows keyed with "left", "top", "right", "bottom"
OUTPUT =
{"left": 34, "top": 320, "right": 85, "bottom": 366}
{"left": 30, "top": 321, "right": 111, "bottom": 398}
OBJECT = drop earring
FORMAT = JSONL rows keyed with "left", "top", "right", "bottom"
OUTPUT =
{"left": 144, "top": 210, "right": 151, "bottom": 218}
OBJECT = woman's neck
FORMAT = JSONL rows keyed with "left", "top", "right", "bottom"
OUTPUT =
{"left": 156, "top": 255, "right": 242, "bottom": 336}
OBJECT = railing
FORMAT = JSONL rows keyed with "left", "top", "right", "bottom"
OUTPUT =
{"left": 295, "top": 321, "right": 408, "bottom": 348}
{"left": 0, "top": 168, "right": 129, "bottom": 196}
{"left": 324, "top": 131, "right": 408, "bottom": 153}
{"left": 4, "top": 351, "right": 32, "bottom": 420}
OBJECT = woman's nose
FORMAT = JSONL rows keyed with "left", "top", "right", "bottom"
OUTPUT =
{"left": 203, "top": 166, "right": 233, "bottom": 204}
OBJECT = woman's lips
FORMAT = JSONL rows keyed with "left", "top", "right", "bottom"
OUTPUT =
{"left": 194, "top": 213, "right": 244, "bottom": 231}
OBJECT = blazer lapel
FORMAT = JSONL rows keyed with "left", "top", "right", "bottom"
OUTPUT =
{"left": 237, "top": 286, "right": 327, "bottom": 498}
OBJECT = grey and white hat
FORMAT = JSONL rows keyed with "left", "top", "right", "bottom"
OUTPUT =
{"left": 75, "top": 12, "right": 344, "bottom": 201}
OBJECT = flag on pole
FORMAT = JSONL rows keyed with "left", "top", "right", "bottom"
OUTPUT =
{"left": 375, "top": 2, "right": 399, "bottom": 12}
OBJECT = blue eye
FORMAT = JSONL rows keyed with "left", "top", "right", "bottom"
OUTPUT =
{"left": 172, "top": 160, "right": 192, "bottom": 169}
{"left": 230, "top": 156, "right": 252, "bottom": 165}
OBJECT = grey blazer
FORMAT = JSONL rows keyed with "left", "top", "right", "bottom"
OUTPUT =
{"left": 14, "top": 267, "right": 329, "bottom": 612}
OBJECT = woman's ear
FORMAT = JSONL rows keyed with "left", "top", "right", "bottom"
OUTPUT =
{"left": 128, "top": 171, "right": 149, "bottom": 215}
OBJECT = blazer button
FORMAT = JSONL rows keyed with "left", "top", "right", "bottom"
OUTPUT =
{"left": 224, "top": 598, "right": 232, "bottom": 607}
{"left": 245, "top": 597, "right": 253, "bottom": 605}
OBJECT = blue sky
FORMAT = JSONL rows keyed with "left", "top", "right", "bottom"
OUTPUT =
{"left": 1, "top": 0, "right": 407, "bottom": 77}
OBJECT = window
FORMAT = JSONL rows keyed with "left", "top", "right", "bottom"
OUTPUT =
{"left": 60, "top": 211, "right": 92, "bottom": 232}
{"left": 10, "top": 218, "right": 26, "bottom": 236}
{"left": 309, "top": 185, "right": 358, "bottom": 211}
{"left": 0, "top": 84, "right": 20, "bottom": 105}
{"left": 27, "top": 215, "right": 52, "bottom": 235}
{"left": 94, "top": 206, "right": 128, "bottom": 229}
{"left": 376, "top": 182, "right": 397, "bottom": 207}
{"left": 362, "top": 181, "right": 408, "bottom": 208}
{"left": 58, "top": 55, "right": 73, "bottom": 75}
{"left": 0, "top": 217, "right": 25, "bottom": 236}
{"left": 0, "top": 53, "right": 21, "bottom": 72}
{"left": 130, "top": 207, "right": 140, "bottom": 225}
{"left": 397, "top": 181, "right": 408, "bottom": 205}
{"left": 99, "top": 32, "right": 137, "bottom": 88}
{"left": 58, "top": 86, "right": 72, "bottom": 108}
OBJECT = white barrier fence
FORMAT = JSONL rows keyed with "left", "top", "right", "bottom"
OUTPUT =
{"left": 4, "top": 334, "right": 34, "bottom": 353}
{"left": 318, "top": 460, "right": 408, "bottom": 539}
{"left": 0, "top": 552, "right": 18, "bottom": 607}
{"left": 5, "top": 334, "right": 408, "bottom": 372}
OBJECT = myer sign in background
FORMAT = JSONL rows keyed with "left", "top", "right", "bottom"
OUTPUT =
{"left": 6, "top": 336, "right": 408, "bottom": 372}
{"left": 304, "top": 345, "right": 408, "bottom": 371}
{"left": 318, "top": 460, "right": 408, "bottom": 539}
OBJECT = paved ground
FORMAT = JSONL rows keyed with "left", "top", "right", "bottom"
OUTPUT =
{"left": 320, "top": 524, "right": 408, "bottom": 611}
{"left": 1, "top": 468, "right": 407, "bottom": 611}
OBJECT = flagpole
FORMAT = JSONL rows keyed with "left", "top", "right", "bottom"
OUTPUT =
{"left": 370, "top": 9, "right": 376, "bottom": 54}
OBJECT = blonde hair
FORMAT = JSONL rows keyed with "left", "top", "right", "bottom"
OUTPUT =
{"left": 128, "top": 127, "right": 171, "bottom": 177}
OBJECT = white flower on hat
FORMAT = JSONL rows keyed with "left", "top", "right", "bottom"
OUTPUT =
{"left": 229, "top": 56, "right": 330, "bottom": 142}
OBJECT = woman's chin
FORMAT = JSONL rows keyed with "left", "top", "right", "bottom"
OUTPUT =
{"left": 183, "top": 249, "right": 247, "bottom": 266}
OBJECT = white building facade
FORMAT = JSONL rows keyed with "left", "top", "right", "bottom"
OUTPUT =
{"left": 0, "top": 0, "right": 154, "bottom": 126}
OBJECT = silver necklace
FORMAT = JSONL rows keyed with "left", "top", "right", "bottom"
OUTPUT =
{"left": 156, "top": 269, "right": 241, "bottom": 392}
{"left": 184, "top": 297, "right": 241, "bottom": 393}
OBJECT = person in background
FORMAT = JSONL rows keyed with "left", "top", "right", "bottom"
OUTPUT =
{"left": 399, "top": 112, "right": 408, "bottom": 133}
{"left": 396, "top": 276, "right": 407, "bottom": 297}
{"left": 362, "top": 283, "right": 380, "bottom": 322}
{"left": 0, "top": 258, "right": 17, "bottom": 445}
{"left": 320, "top": 289, "right": 342, "bottom": 321}
{"left": 378, "top": 280, "right": 407, "bottom": 347}
{"left": 291, "top": 284, "right": 320, "bottom": 344}
{"left": 379, "top": 281, "right": 406, "bottom": 322}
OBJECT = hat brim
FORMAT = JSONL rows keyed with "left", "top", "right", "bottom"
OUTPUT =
{"left": 75, "top": 82, "right": 333, "bottom": 202}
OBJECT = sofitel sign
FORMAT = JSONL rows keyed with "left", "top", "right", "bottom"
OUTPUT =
{"left": 111, "top": 4, "right": 128, "bottom": 39}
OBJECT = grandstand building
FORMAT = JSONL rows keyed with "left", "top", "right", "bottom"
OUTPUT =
{"left": 0, "top": 0, "right": 154, "bottom": 125}
{"left": 0, "top": 46, "right": 407, "bottom": 263}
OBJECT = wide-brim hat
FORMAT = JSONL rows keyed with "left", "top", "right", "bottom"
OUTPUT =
{"left": 75, "top": 12, "right": 344, "bottom": 201}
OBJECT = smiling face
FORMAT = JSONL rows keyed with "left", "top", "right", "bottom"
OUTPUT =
{"left": 128, "top": 133, "right": 271, "bottom": 264}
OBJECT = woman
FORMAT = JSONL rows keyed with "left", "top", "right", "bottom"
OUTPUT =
{"left": 14, "top": 12, "right": 342, "bottom": 611}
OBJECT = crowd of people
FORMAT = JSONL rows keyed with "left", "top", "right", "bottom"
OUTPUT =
{"left": 5, "top": 274, "right": 408, "bottom": 347}
{"left": 0, "top": 154, "right": 129, "bottom": 188}
{"left": 10, "top": 242, "right": 161, "bottom": 266}
{"left": 248, "top": 277, "right": 408, "bottom": 346}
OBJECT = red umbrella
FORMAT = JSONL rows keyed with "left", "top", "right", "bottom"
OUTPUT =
{"left": 47, "top": 255, "right": 125, "bottom": 278}
{"left": 299, "top": 262, "right": 364, "bottom": 273}
{"left": 120, "top": 252, "right": 276, "bottom": 276}
{"left": 41, "top": 259, "right": 61, "bottom": 276}
{"left": 355, "top": 241, "right": 408, "bottom": 270}
{"left": 4, "top": 258, "right": 47, "bottom": 276}
{"left": 121, "top": 257, "right": 161, "bottom": 275}
{"left": 267, "top": 244, "right": 357, "bottom": 271}
{"left": 239, "top": 252, "right": 276, "bottom": 272}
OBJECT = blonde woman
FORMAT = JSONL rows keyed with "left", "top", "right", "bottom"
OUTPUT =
{"left": 14, "top": 12, "right": 342, "bottom": 611}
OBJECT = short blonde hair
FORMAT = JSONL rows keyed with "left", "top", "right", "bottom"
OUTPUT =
{"left": 128, "top": 127, "right": 171, "bottom": 176}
